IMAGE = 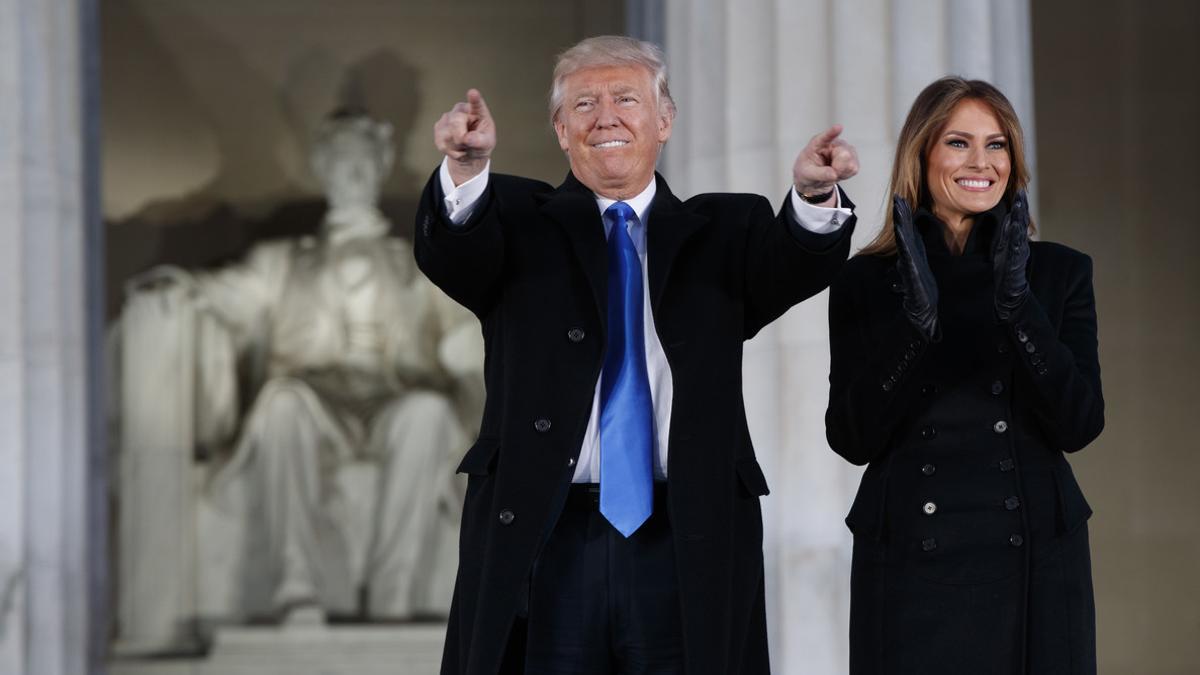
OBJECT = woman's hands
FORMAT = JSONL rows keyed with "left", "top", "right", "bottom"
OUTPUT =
{"left": 893, "top": 195, "right": 940, "bottom": 341}
{"left": 993, "top": 190, "right": 1031, "bottom": 322}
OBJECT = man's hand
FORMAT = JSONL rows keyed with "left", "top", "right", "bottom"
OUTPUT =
{"left": 793, "top": 125, "right": 859, "bottom": 205}
{"left": 434, "top": 89, "right": 496, "bottom": 186}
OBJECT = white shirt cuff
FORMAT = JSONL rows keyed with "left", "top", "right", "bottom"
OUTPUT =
{"left": 789, "top": 186, "right": 852, "bottom": 234}
{"left": 439, "top": 157, "right": 491, "bottom": 225}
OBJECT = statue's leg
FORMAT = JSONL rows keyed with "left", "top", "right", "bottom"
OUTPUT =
{"left": 365, "top": 390, "right": 466, "bottom": 618}
{"left": 239, "top": 377, "right": 352, "bottom": 619}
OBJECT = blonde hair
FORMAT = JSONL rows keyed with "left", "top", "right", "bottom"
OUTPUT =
{"left": 548, "top": 35, "right": 676, "bottom": 126}
{"left": 860, "top": 77, "right": 1034, "bottom": 256}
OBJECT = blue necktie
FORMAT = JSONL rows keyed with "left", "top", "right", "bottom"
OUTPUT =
{"left": 599, "top": 201, "right": 654, "bottom": 538}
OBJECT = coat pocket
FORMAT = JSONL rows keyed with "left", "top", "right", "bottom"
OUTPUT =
{"left": 1052, "top": 464, "right": 1093, "bottom": 536}
{"left": 456, "top": 436, "right": 500, "bottom": 476}
{"left": 736, "top": 457, "right": 771, "bottom": 497}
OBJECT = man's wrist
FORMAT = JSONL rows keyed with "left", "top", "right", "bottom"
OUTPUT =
{"left": 797, "top": 184, "right": 837, "bottom": 206}
{"left": 448, "top": 157, "right": 490, "bottom": 187}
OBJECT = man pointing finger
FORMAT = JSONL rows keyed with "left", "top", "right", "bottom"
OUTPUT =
{"left": 417, "top": 35, "right": 858, "bottom": 675}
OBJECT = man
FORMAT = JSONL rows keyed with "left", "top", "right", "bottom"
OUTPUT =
{"left": 416, "top": 36, "right": 858, "bottom": 674}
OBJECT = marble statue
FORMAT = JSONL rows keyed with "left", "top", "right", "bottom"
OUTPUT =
{"left": 111, "top": 110, "right": 481, "bottom": 652}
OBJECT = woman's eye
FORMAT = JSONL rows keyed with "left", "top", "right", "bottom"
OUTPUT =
{"left": 947, "top": 139, "right": 967, "bottom": 148}
{"left": 987, "top": 141, "right": 1008, "bottom": 150}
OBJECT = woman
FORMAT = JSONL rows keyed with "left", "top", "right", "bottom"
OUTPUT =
{"left": 826, "top": 77, "right": 1104, "bottom": 674}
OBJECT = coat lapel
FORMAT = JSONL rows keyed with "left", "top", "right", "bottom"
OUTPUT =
{"left": 646, "top": 173, "right": 708, "bottom": 314}
{"left": 536, "top": 171, "right": 709, "bottom": 324}
{"left": 537, "top": 172, "right": 609, "bottom": 326}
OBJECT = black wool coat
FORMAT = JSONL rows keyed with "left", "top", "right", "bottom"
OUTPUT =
{"left": 415, "top": 169, "right": 855, "bottom": 675}
{"left": 826, "top": 204, "right": 1104, "bottom": 675}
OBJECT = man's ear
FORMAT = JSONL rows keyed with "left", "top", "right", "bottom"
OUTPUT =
{"left": 554, "top": 119, "right": 570, "bottom": 152}
{"left": 657, "top": 111, "right": 674, "bottom": 144}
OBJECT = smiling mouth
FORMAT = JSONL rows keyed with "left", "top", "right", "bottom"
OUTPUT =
{"left": 956, "top": 178, "right": 994, "bottom": 190}
{"left": 592, "top": 140, "right": 629, "bottom": 149}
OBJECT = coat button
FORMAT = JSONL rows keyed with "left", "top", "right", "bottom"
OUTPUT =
{"left": 567, "top": 457, "right": 576, "bottom": 467}
{"left": 997, "top": 342, "right": 1009, "bottom": 354}
{"left": 993, "top": 420, "right": 1008, "bottom": 434}
{"left": 921, "top": 463, "right": 936, "bottom": 476}
{"left": 921, "top": 538, "right": 937, "bottom": 552}
{"left": 567, "top": 328, "right": 585, "bottom": 343}
{"left": 920, "top": 384, "right": 938, "bottom": 397}
{"left": 922, "top": 501, "right": 937, "bottom": 515}
{"left": 1005, "top": 496, "right": 1021, "bottom": 511}
{"left": 1036, "top": 365, "right": 1048, "bottom": 375}
{"left": 999, "top": 458, "right": 1015, "bottom": 472}
{"left": 1025, "top": 341, "right": 1037, "bottom": 354}
{"left": 890, "top": 281, "right": 903, "bottom": 294}
{"left": 534, "top": 418, "right": 552, "bottom": 433}
{"left": 499, "top": 510, "right": 515, "bottom": 525}
{"left": 1016, "top": 327, "right": 1029, "bottom": 343}
{"left": 920, "top": 425, "right": 937, "bottom": 440}
{"left": 1009, "top": 534, "right": 1024, "bottom": 547}
{"left": 881, "top": 379, "right": 894, "bottom": 392}
{"left": 990, "top": 380, "right": 1004, "bottom": 395}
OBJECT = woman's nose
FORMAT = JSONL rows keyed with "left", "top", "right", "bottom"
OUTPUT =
{"left": 966, "top": 145, "right": 988, "bottom": 169}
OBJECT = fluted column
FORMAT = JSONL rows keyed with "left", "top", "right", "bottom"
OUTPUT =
{"left": 662, "top": 1, "right": 1033, "bottom": 672}
{"left": 0, "top": 0, "right": 104, "bottom": 673}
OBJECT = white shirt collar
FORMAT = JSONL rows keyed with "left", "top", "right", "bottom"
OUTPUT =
{"left": 594, "top": 177, "right": 657, "bottom": 227}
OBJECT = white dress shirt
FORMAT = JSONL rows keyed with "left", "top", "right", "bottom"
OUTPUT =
{"left": 438, "top": 159, "right": 850, "bottom": 481}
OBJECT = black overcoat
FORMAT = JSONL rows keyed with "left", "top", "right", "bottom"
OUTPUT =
{"left": 826, "top": 205, "right": 1104, "bottom": 674}
{"left": 415, "top": 169, "right": 855, "bottom": 675}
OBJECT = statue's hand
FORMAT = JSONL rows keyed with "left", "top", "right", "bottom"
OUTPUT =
{"left": 434, "top": 88, "right": 495, "bottom": 186}
{"left": 123, "top": 264, "right": 193, "bottom": 297}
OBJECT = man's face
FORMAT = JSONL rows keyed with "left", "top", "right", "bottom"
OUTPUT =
{"left": 553, "top": 65, "right": 673, "bottom": 200}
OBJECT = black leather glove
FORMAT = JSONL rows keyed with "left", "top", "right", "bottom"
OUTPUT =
{"left": 993, "top": 190, "right": 1031, "bottom": 322}
{"left": 892, "top": 195, "right": 939, "bottom": 341}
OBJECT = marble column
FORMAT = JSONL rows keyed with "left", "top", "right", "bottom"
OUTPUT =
{"left": 0, "top": 0, "right": 104, "bottom": 674}
{"left": 661, "top": 1, "right": 1033, "bottom": 672}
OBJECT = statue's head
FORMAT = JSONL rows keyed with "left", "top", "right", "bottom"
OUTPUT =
{"left": 310, "top": 108, "right": 395, "bottom": 209}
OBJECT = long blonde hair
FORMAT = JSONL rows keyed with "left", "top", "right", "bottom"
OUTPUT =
{"left": 861, "top": 77, "right": 1034, "bottom": 256}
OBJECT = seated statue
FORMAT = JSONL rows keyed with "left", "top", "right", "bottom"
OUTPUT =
{"left": 111, "top": 110, "right": 481, "bottom": 651}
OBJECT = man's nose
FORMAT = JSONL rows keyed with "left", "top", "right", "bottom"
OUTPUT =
{"left": 593, "top": 98, "right": 620, "bottom": 128}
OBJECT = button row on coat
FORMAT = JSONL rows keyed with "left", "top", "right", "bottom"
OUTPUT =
{"left": 880, "top": 339, "right": 924, "bottom": 392}
{"left": 920, "top": 459, "right": 1015, "bottom": 476}
{"left": 1016, "top": 324, "right": 1049, "bottom": 375}
{"left": 919, "top": 534, "right": 1025, "bottom": 552}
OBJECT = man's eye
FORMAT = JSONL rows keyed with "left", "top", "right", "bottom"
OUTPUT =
{"left": 618, "top": 96, "right": 636, "bottom": 104}
{"left": 576, "top": 101, "right": 594, "bottom": 111}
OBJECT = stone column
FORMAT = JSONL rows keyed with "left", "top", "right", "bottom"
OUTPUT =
{"left": 662, "top": 1, "right": 1033, "bottom": 672}
{"left": 0, "top": 0, "right": 104, "bottom": 673}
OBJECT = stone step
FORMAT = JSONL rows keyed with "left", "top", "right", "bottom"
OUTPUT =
{"left": 110, "top": 623, "right": 445, "bottom": 675}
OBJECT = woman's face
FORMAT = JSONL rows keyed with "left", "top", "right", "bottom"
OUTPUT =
{"left": 925, "top": 98, "right": 1011, "bottom": 224}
